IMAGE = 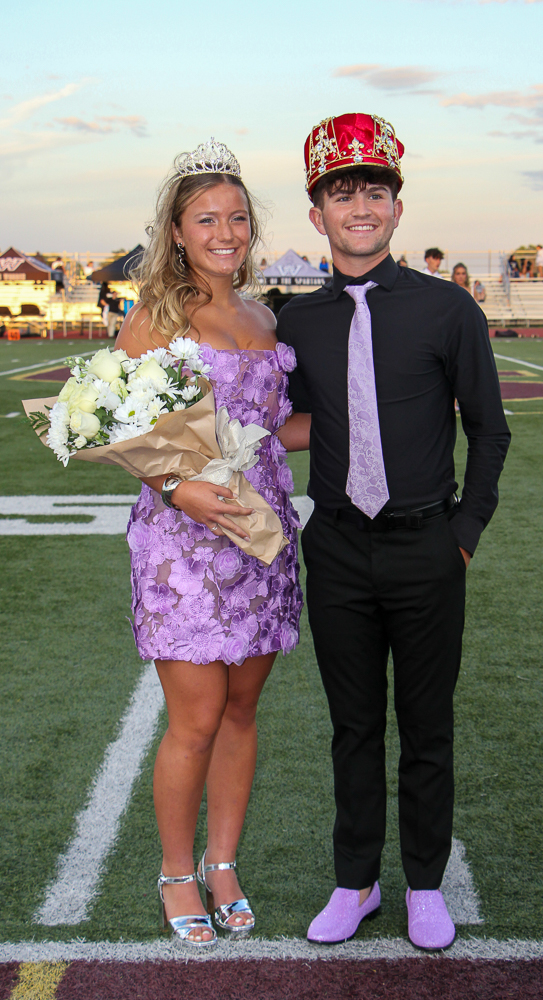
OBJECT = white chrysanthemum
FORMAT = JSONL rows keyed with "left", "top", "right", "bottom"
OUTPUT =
{"left": 47, "top": 400, "right": 71, "bottom": 465}
{"left": 172, "top": 401, "right": 187, "bottom": 411}
{"left": 120, "top": 356, "right": 139, "bottom": 375}
{"left": 168, "top": 336, "right": 201, "bottom": 362}
{"left": 190, "top": 361, "right": 212, "bottom": 376}
{"left": 114, "top": 398, "right": 146, "bottom": 424}
{"left": 93, "top": 377, "right": 126, "bottom": 410}
{"left": 108, "top": 422, "right": 146, "bottom": 444}
{"left": 180, "top": 384, "right": 201, "bottom": 403}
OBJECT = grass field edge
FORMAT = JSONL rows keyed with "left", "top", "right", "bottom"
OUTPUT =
{"left": 1, "top": 937, "right": 543, "bottom": 963}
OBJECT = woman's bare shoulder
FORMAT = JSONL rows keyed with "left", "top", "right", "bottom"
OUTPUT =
{"left": 242, "top": 296, "right": 277, "bottom": 346}
{"left": 116, "top": 303, "right": 168, "bottom": 357}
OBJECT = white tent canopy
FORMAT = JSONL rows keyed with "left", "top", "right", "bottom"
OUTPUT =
{"left": 261, "top": 249, "right": 327, "bottom": 286}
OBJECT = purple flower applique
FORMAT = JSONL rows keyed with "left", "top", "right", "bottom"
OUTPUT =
{"left": 168, "top": 557, "right": 205, "bottom": 595}
{"left": 276, "top": 461, "right": 294, "bottom": 494}
{"left": 214, "top": 546, "right": 243, "bottom": 581}
{"left": 141, "top": 581, "right": 177, "bottom": 615}
{"left": 280, "top": 620, "right": 299, "bottom": 653}
{"left": 241, "top": 360, "right": 277, "bottom": 405}
{"left": 221, "top": 634, "right": 249, "bottom": 666}
{"left": 276, "top": 342, "right": 297, "bottom": 373}
{"left": 212, "top": 352, "right": 240, "bottom": 384}
{"left": 177, "top": 589, "right": 216, "bottom": 623}
{"left": 127, "top": 520, "right": 153, "bottom": 571}
{"left": 174, "top": 620, "right": 225, "bottom": 664}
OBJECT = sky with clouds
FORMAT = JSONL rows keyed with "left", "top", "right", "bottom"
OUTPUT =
{"left": 1, "top": 0, "right": 542, "bottom": 257}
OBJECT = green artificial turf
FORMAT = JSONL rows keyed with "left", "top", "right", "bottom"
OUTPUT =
{"left": 0, "top": 338, "right": 542, "bottom": 944}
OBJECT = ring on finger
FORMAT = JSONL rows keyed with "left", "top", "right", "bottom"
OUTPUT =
{"left": 211, "top": 523, "right": 219, "bottom": 532}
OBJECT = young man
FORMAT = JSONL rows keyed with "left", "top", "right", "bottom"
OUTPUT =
{"left": 277, "top": 113, "right": 510, "bottom": 949}
{"left": 422, "top": 247, "right": 445, "bottom": 277}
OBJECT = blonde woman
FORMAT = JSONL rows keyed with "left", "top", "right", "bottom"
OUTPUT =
{"left": 451, "top": 263, "right": 472, "bottom": 294}
{"left": 116, "top": 140, "right": 307, "bottom": 948}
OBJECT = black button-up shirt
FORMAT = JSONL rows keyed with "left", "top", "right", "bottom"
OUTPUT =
{"left": 277, "top": 254, "right": 510, "bottom": 554}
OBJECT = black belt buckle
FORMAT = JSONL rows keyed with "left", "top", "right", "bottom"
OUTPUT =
{"left": 404, "top": 511, "right": 423, "bottom": 529}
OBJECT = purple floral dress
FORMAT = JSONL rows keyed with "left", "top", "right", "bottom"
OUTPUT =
{"left": 127, "top": 343, "right": 303, "bottom": 665}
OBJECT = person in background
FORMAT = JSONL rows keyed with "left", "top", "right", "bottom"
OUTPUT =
{"left": 98, "top": 281, "right": 110, "bottom": 331}
{"left": 107, "top": 290, "right": 124, "bottom": 338}
{"left": 508, "top": 255, "right": 520, "bottom": 280}
{"left": 451, "top": 263, "right": 471, "bottom": 293}
{"left": 259, "top": 257, "right": 268, "bottom": 270}
{"left": 397, "top": 255, "right": 408, "bottom": 268}
{"left": 84, "top": 260, "right": 94, "bottom": 278}
{"left": 536, "top": 245, "right": 543, "bottom": 279}
{"left": 52, "top": 257, "right": 65, "bottom": 294}
{"left": 473, "top": 279, "right": 486, "bottom": 304}
{"left": 422, "top": 248, "right": 445, "bottom": 277}
{"left": 319, "top": 256, "right": 330, "bottom": 273}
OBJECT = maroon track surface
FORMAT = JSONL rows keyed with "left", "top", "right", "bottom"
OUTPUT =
{"left": 0, "top": 964, "right": 19, "bottom": 1000}
{"left": 500, "top": 381, "right": 543, "bottom": 398}
{"left": 48, "top": 958, "right": 543, "bottom": 1000}
{"left": 25, "top": 366, "right": 71, "bottom": 381}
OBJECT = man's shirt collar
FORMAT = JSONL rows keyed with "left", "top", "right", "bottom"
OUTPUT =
{"left": 331, "top": 253, "right": 399, "bottom": 299}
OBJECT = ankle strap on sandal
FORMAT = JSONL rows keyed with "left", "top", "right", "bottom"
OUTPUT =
{"left": 204, "top": 860, "right": 237, "bottom": 874}
{"left": 158, "top": 871, "right": 196, "bottom": 901}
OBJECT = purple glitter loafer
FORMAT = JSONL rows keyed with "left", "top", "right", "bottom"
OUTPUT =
{"left": 307, "top": 883, "right": 381, "bottom": 943}
{"left": 406, "top": 889, "right": 455, "bottom": 950}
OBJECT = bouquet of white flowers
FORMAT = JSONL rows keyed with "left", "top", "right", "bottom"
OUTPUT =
{"left": 23, "top": 339, "right": 288, "bottom": 565}
{"left": 26, "top": 339, "right": 211, "bottom": 466}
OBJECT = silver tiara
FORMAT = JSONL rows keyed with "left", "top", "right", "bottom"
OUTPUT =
{"left": 174, "top": 138, "right": 241, "bottom": 180}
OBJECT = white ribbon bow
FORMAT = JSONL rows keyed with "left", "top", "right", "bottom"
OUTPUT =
{"left": 191, "top": 406, "right": 270, "bottom": 486}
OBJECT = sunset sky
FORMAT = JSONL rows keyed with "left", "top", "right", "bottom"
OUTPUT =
{"left": 1, "top": 0, "right": 542, "bottom": 259}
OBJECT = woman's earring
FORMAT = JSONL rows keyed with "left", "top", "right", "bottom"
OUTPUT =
{"left": 176, "top": 242, "right": 185, "bottom": 268}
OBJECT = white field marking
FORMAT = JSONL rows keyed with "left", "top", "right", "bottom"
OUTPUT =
{"left": 0, "top": 350, "right": 96, "bottom": 378}
{"left": 441, "top": 838, "right": 483, "bottom": 924}
{"left": 0, "top": 495, "right": 138, "bottom": 535}
{"left": 1, "top": 937, "right": 543, "bottom": 963}
{"left": 34, "top": 662, "right": 164, "bottom": 926}
{"left": 493, "top": 353, "right": 543, "bottom": 372}
{"left": 3, "top": 411, "right": 21, "bottom": 417}
{"left": 0, "top": 495, "right": 313, "bottom": 535}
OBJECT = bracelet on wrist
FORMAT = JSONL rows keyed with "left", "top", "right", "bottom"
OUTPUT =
{"left": 161, "top": 475, "right": 184, "bottom": 509}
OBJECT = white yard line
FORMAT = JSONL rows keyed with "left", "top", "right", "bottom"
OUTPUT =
{"left": 0, "top": 495, "right": 313, "bottom": 534}
{"left": 493, "top": 353, "right": 543, "bottom": 372}
{"left": 34, "top": 662, "right": 164, "bottom": 926}
{"left": 0, "top": 351, "right": 96, "bottom": 378}
{"left": 1, "top": 937, "right": 542, "bottom": 963}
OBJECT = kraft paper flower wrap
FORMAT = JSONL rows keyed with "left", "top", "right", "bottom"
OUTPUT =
{"left": 23, "top": 380, "right": 288, "bottom": 566}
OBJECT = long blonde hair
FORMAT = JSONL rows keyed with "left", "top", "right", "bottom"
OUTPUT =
{"left": 130, "top": 164, "right": 264, "bottom": 343}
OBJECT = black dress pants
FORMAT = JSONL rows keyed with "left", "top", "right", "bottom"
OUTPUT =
{"left": 302, "top": 506, "right": 466, "bottom": 891}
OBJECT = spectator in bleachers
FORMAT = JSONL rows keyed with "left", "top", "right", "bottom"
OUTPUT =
{"left": 508, "top": 254, "right": 520, "bottom": 279}
{"left": 473, "top": 280, "right": 486, "bottom": 303}
{"left": 451, "top": 263, "right": 471, "bottom": 293}
{"left": 397, "top": 255, "right": 408, "bottom": 267}
{"left": 536, "top": 245, "right": 543, "bottom": 279}
{"left": 319, "top": 256, "right": 330, "bottom": 272}
{"left": 422, "top": 247, "right": 445, "bottom": 278}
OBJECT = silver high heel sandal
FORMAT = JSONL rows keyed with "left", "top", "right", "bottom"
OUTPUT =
{"left": 158, "top": 872, "right": 217, "bottom": 948}
{"left": 197, "top": 850, "right": 255, "bottom": 938}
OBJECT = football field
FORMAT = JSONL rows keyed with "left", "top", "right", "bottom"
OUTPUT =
{"left": 1, "top": 337, "right": 542, "bottom": 997}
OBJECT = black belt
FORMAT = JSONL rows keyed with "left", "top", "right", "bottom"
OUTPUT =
{"left": 316, "top": 495, "right": 458, "bottom": 532}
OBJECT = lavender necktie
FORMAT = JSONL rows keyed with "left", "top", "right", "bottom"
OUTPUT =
{"left": 345, "top": 282, "right": 390, "bottom": 518}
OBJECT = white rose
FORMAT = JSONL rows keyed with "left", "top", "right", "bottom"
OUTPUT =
{"left": 69, "top": 410, "right": 101, "bottom": 439}
{"left": 58, "top": 377, "right": 80, "bottom": 405}
{"left": 129, "top": 357, "right": 169, "bottom": 390}
{"left": 87, "top": 349, "right": 123, "bottom": 383}
{"left": 77, "top": 384, "right": 101, "bottom": 413}
{"left": 112, "top": 348, "right": 129, "bottom": 361}
{"left": 73, "top": 434, "right": 87, "bottom": 449}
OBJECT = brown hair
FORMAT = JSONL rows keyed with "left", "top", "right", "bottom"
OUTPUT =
{"left": 311, "top": 165, "right": 400, "bottom": 207}
{"left": 130, "top": 168, "right": 264, "bottom": 343}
